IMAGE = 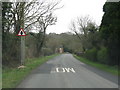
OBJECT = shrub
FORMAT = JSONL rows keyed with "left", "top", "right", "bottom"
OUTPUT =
{"left": 75, "top": 52, "right": 84, "bottom": 56}
{"left": 85, "top": 48, "right": 97, "bottom": 61}
{"left": 97, "top": 47, "right": 109, "bottom": 64}
{"left": 41, "top": 48, "right": 53, "bottom": 56}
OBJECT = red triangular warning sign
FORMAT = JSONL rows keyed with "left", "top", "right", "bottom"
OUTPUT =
{"left": 17, "top": 28, "right": 27, "bottom": 36}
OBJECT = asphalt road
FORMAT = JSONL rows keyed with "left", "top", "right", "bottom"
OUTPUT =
{"left": 17, "top": 54, "right": 118, "bottom": 88}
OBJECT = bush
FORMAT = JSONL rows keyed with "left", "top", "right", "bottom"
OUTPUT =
{"left": 97, "top": 47, "right": 109, "bottom": 64}
{"left": 85, "top": 48, "right": 97, "bottom": 61}
{"left": 75, "top": 52, "right": 84, "bottom": 56}
{"left": 41, "top": 48, "right": 53, "bottom": 56}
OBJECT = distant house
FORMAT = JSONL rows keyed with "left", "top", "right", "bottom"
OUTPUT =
{"left": 59, "top": 48, "right": 64, "bottom": 53}
{"left": 55, "top": 46, "right": 64, "bottom": 53}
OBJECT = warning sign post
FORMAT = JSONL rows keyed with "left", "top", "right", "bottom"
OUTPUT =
{"left": 17, "top": 28, "right": 26, "bottom": 66}
{"left": 17, "top": 28, "right": 27, "bottom": 36}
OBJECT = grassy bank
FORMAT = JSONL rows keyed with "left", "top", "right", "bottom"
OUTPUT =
{"left": 74, "top": 54, "right": 118, "bottom": 76}
{"left": 0, "top": 69, "right": 2, "bottom": 89}
{"left": 2, "top": 54, "right": 59, "bottom": 88}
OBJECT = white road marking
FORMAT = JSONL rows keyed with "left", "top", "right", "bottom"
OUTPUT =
{"left": 56, "top": 68, "right": 59, "bottom": 72}
{"left": 51, "top": 67, "right": 76, "bottom": 73}
{"left": 64, "top": 68, "right": 75, "bottom": 73}
{"left": 62, "top": 68, "right": 66, "bottom": 72}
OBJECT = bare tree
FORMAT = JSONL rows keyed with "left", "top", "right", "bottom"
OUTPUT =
{"left": 24, "top": 0, "right": 62, "bottom": 57}
{"left": 29, "top": 13, "right": 57, "bottom": 57}
{"left": 77, "top": 16, "right": 90, "bottom": 36}
{"left": 8, "top": 0, "right": 62, "bottom": 33}
{"left": 24, "top": 0, "right": 62, "bottom": 31}
{"left": 69, "top": 20, "right": 82, "bottom": 40}
{"left": 70, "top": 15, "right": 93, "bottom": 37}
{"left": 69, "top": 15, "right": 97, "bottom": 52}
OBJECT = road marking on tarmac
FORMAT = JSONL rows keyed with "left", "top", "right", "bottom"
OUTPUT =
{"left": 51, "top": 67, "right": 76, "bottom": 73}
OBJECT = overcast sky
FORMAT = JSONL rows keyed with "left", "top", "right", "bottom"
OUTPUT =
{"left": 46, "top": 0, "right": 107, "bottom": 34}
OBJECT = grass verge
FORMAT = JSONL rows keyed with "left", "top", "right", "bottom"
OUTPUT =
{"left": 74, "top": 54, "right": 119, "bottom": 76}
{"left": 2, "top": 54, "right": 59, "bottom": 88}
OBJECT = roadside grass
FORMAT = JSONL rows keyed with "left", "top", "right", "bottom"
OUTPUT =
{"left": 2, "top": 54, "right": 60, "bottom": 88}
{"left": 73, "top": 54, "right": 119, "bottom": 76}
{"left": 0, "top": 69, "right": 2, "bottom": 89}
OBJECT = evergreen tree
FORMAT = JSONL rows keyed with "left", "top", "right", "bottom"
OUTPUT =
{"left": 100, "top": 2, "right": 120, "bottom": 65}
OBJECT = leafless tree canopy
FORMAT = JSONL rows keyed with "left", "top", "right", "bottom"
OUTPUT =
{"left": 24, "top": 0, "right": 62, "bottom": 31}
{"left": 8, "top": 0, "right": 62, "bottom": 33}
{"left": 69, "top": 15, "right": 98, "bottom": 52}
{"left": 69, "top": 15, "right": 96, "bottom": 37}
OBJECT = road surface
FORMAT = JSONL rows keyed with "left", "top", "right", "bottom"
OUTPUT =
{"left": 17, "top": 54, "right": 118, "bottom": 88}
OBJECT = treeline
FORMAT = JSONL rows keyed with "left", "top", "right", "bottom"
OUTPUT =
{"left": 2, "top": 1, "right": 61, "bottom": 67}
{"left": 45, "top": 32, "right": 82, "bottom": 54}
{"left": 69, "top": 2, "right": 120, "bottom": 66}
